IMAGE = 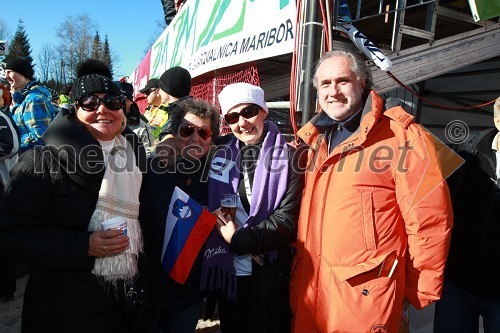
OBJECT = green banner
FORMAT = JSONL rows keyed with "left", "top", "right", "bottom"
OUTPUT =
{"left": 468, "top": 0, "right": 500, "bottom": 22}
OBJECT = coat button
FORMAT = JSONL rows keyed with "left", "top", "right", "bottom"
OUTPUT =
{"left": 362, "top": 289, "right": 369, "bottom": 296}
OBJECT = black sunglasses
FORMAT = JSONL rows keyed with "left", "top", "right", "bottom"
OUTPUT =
{"left": 224, "top": 104, "right": 261, "bottom": 125}
{"left": 77, "top": 94, "right": 123, "bottom": 111}
{"left": 144, "top": 89, "right": 157, "bottom": 96}
{"left": 179, "top": 125, "right": 212, "bottom": 140}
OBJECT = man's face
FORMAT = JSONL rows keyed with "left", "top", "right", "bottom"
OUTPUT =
{"left": 124, "top": 98, "right": 132, "bottom": 112}
{"left": 147, "top": 89, "right": 160, "bottom": 105}
{"left": 5, "top": 70, "right": 30, "bottom": 91}
{"left": 494, "top": 114, "right": 500, "bottom": 132}
{"left": 315, "top": 56, "right": 366, "bottom": 121}
{"left": 158, "top": 88, "right": 171, "bottom": 104}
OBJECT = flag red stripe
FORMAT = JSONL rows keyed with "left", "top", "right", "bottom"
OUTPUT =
{"left": 170, "top": 209, "right": 216, "bottom": 284}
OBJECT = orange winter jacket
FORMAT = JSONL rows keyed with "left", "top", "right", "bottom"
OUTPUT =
{"left": 290, "top": 91, "right": 453, "bottom": 333}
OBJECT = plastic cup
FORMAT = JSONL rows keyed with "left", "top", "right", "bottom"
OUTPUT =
{"left": 101, "top": 217, "right": 127, "bottom": 236}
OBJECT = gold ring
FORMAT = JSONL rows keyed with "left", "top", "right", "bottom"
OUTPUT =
{"left": 104, "top": 245, "right": 108, "bottom": 253}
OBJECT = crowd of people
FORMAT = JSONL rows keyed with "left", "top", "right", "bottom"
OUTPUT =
{"left": 0, "top": 48, "right": 497, "bottom": 333}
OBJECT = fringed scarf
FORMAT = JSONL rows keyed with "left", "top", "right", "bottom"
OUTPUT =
{"left": 87, "top": 134, "right": 143, "bottom": 285}
{"left": 201, "top": 122, "right": 289, "bottom": 299}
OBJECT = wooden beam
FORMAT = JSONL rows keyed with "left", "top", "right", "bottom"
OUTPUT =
{"left": 371, "top": 23, "right": 500, "bottom": 93}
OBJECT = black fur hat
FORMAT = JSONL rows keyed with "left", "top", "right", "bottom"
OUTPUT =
{"left": 76, "top": 59, "right": 112, "bottom": 79}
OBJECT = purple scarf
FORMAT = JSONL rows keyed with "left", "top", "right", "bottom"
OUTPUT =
{"left": 201, "top": 122, "right": 289, "bottom": 299}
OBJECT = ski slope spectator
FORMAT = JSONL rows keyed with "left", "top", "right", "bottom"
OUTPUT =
{"left": 115, "top": 81, "right": 154, "bottom": 156}
{"left": 5, "top": 57, "right": 56, "bottom": 152}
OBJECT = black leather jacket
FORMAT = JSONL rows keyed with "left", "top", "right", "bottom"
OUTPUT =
{"left": 445, "top": 128, "right": 500, "bottom": 298}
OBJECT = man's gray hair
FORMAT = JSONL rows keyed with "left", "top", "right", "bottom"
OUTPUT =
{"left": 312, "top": 50, "right": 373, "bottom": 96}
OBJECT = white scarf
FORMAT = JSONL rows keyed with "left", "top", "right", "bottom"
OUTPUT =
{"left": 87, "top": 134, "right": 143, "bottom": 283}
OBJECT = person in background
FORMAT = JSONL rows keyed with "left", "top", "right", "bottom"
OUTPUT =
{"left": 0, "top": 79, "right": 12, "bottom": 112}
{"left": 58, "top": 83, "right": 72, "bottom": 110}
{"left": 155, "top": 66, "right": 192, "bottom": 141}
{"left": 201, "top": 82, "right": 304, "bottom": 333}
{"left": 49, "top": 88, "right": 60, "bottom": 105}
{"left": 0, "top": 80, "right": 19, "bottom": 302}
{"left": 0, "top": 78, "right": 18, "bottom": 198}
{"left": 59, "top": 93, "right": 70, "bottom": 110}
{"left": 4, "top": 57, "right": 56, "bottom": 152}
{"left": 434, "top": 96, "right": 500, "bottom": 332}
{"left": 289, "top": 50, "right": 453, "bottom": 332}
{"left": 154, "top": 66, "right": 192, "bottom": 164}
{"left": 48, "top": 88, "right": 62, "bottom": 114}
{"left": 140, "top": 97, "right": 219, "bottom": 333}
{"left": 0, "top": 73, "right": 146, "bottom": 332}
{"left": 141, "top": 78, "right": 169, "bottom": 140}
{"left": 115, "top": 81, "right": 154, "bottom": 156}
{"left": 161, "top": 0, "right": 186, "bottom": 25}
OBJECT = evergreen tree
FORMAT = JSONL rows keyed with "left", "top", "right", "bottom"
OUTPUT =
{"left": 102, "top": 35, "right": 113, "bottom": 78}
{"left": 5, "top": 19, "right": 33, "bottom": 65}
{"left": 91, "top": 31, "right": 101, "bottom": 60}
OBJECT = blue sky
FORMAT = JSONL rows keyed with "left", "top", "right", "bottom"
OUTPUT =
{"left": 2, "top": 0, "right": 165, "bottom": 79}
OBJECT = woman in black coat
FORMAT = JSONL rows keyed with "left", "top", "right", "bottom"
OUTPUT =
{"left": 0, "top": 74, "right": 146, "bottom": 333}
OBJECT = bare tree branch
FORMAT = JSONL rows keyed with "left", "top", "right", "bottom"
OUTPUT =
{"left": 0, "top": 18, "right": 11, "bottom": 41}
{"left": 55, "top": 14, "right": 97, "bottom": 83}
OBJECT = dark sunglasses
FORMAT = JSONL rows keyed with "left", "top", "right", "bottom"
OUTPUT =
{"left": 224, "top": 104, "right": 261, "bottom": 125}
{"left": 179, "top": 125, "right": 212, "bottom": 140}
{"left": 77, "top": 94, "right": 123, "bottom": 111}
{"left": 144, "top": 89, "right": 157, "bottom": 96}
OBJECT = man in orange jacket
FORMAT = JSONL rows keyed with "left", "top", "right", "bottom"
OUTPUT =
{"left": 290, "top": 49, "right": 453, "bottom": 332}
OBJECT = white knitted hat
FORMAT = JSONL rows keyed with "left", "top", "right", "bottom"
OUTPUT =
{"left": 218, "top": 82, "right": 268, "bottom": 116}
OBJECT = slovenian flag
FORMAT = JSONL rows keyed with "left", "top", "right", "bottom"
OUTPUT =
{"left": 161, "top": 186, "right": 216, "bottom": 284}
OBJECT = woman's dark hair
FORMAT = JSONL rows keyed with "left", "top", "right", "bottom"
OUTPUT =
{"left": 169, "top": 98, "right": 220, "bottom": 140}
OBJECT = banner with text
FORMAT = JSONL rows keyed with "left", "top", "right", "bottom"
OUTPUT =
{"left": 0, "top": 41, "right": 8, "bottom": 56}
{"left": 148, "top": 0, "right": 296, "bottom": 79}
{"left": 467, "top": 0, "right": 500, "bottom": 22}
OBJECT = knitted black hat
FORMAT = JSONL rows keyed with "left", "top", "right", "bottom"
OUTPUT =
{"left": 5, "top": 58, "right": 34, "bottom": 80}
{"left": 158, "top": 66, "right": 191, "bottom": 98}
{"left": 71, "top": 74, "right": 121, "bottom": 102}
